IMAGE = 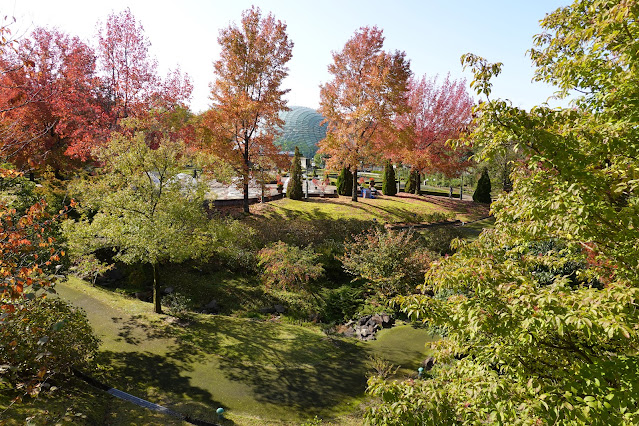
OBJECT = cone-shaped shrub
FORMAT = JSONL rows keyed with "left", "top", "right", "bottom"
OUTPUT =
{"left": 382, "top": 160, "right": 397, "bottom": 196}
{"left": 287, "top": 146, "right": 304, "bottom": 200}
{"left": 336, "top": 167, "right": 353, "bottom": 196}
{"left": 473, "top": 167, "right": 492, "bottom": 203}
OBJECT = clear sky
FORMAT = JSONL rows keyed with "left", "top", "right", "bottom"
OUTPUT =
{"left": 2, "top": 0, "right": 571, "bottom": 113}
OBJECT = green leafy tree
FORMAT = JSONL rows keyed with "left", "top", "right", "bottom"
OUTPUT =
{"left": 404, "top": 170, "right": 419, "bottom": 194}
{"left": 287, "top": 146, "right": 303, "bottom": 200}
{"left": 336, "top": 167, "right": 353, "bottom": 196}
{"left": 472, "top": 166, "right": 492, "bottom": 203}
{"left": 366, "top": 1, "right": 639, "bottom": 424}
{"left": 382, "top": 160, "right": 396, "bottom": 196}
{"left": 66, "top": 130, "right": 219, "bottom": 314}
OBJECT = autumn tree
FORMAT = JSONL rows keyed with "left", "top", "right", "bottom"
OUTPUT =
{"left": 204, "top": 6, "right": 292, "bottom": 213}
{"left": 0, "top": 27, "right": 106, "bottom": 169}
{"left": 96, "top": 8, "right": 192, "bottom": 125}
{"left": 319, "top": 26, "right": 411, "bottom": 202}
{"left": 367, "top": 0, "right": 639, "bottom": 423}
{"left": 0, "top": 167, "right": 98, "bottom": 398}
{"left": 396, "top": 74, "right": 474, "bottom": 194}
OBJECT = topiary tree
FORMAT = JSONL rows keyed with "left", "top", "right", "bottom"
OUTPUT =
{"left": 287, "top": 146, "right": 304, "bottom": 200}
{"left": 404, "top": 170, "right": 419, "bottom": 194}
{"left": 335, "top": 166, "right": 353, "bottom": 196}
{"left": 382, "top": 160, "right": 397, "bottom": 196}
{"left": 472, "top": 167, "right": 492, "bottom": 203}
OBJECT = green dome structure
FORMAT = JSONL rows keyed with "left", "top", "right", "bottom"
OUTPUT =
{"left": 276, "top": 106, "right": 327, "bottom": 158}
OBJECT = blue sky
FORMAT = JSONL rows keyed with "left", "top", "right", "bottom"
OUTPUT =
{"left": 2, "top": 0, "right": 571, "bottom": 113}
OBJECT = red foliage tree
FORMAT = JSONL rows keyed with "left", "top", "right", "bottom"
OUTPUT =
{"left": 319, "top": 26, "right": 411, "bottom": 201}
{"left": 0, "top": 27, "right": 107, "bottom": 169}
{"left": 396, "top": 74, "right": 474, "bottom": 183}
{"left": 96, "top": 8, "right": 192, "bottom": 125}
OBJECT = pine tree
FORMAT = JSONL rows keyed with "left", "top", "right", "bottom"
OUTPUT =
{"left": 336, "top": 167, "right": 353, "bottom": 196}
{"left": 287, "top": 146, "right": 303, "bottom": 200}
{"left": 382, "top": 160, "right": 397, "bottom": 196}
{"left": 472, "top": 167, "right": 492, "bottom": 203}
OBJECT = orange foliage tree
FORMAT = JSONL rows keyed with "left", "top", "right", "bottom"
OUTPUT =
{"left": 396, "top": 74, "right": 474, "bottom": 192}
{"left": 319, "top": 26, "right": 411, "bottom": 201}
{"left": 204, "top": 6, "right": 292, "bottom": 213}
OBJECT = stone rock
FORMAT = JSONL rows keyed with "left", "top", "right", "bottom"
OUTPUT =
{"left": 259, "top": 306, "right": 276, "bottom": 314}
{"left": 201, "top": 299, "right": 219, "bottom": 314}
{"left": 163, "top": 286, "right": 174, "bottom": 294}
{"left": 358, "top": 315, "right": 372, "bottom": 326}
{"left": 274, "top": 304, "right": 286, "bottom": 313}
{"left": 422, "top": 356, "right": 436, "bottom": 371}
{"left": 370, "top": 314, "right": 383, "bottom": 326}
{"left": 134, "top": 291, "right": 152, "bottom": 302}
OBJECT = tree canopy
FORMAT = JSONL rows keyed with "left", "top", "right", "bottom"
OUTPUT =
{"left": 204, "top": 6, "right": 292, "bottom": 213}
{"left": 367, "top": 0, "right": 639, "bottom": 424}
{"left": 319, "top": 26, "right": 411, "bottom": 201}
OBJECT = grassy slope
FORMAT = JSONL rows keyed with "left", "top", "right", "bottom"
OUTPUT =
{"left": 40, "top": 278, "right": 436, "bottom": 425}
{"left": 249, "top": 193, "right": 489, "bottom": 224}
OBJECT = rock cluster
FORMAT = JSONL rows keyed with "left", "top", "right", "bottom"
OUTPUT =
{"left": 342, "top": 313, "right": 394, "bottom": 341}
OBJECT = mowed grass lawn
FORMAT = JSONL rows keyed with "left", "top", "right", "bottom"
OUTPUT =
{"left": 41, "top": 278, "right": 437, "bottom": 425}
{"left": 250, "top": 193, "right": 490, "bottom": 224}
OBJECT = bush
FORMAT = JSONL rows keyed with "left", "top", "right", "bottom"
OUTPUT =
{"left": 342, "top": 229, "right": 432, "bottom": 297}
{"left": 404, "top": 170, "right": 419, "bottom": 194}
{"left": 320, "top": 285, "right": 365, "bottom": 323}
{"left": 257, "top": 241, "right": 324, "bottom": 291}
{"left": 0, "top": 297, "right": 99, "bottom": 397}
{"left": 382, "top": 160, "right": 397, "bottom": 196}
{"left": 336, "top": 167, "right": 353, "bottom": 196}
{"left": 472, "top": 167, "right": 492, "bottom": 203}
{"left": 287, "top": 146, "right": 304, "bottom": 200}
{"left": 162, "top": 293, "right": 192, "bottom": 318}
{"left": 421, "top": 226, "right": 466, "bottom": 256}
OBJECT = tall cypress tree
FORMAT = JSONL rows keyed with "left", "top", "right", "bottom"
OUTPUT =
{"left": 336, "top": 167, "right": 353, "bottom": 196}
{"left": 382, "top": 160, "right": 397, "bottom": 196}
{"left": 473, "top": 167, "right": 492, "bottom": 203}
{"left": 287, "top": 146, "right": 303, "bottom": 200}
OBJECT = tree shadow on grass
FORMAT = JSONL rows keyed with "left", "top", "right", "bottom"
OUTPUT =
{"left": 164, "top": 317, "right": 370, "bottom": 416}
{"left": 95, "top": 350, "right": 224, "bottom": 421}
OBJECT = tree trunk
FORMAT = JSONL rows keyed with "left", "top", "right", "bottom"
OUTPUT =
{"left": 243, "top": 177, "right": 250, "bottom": 213}
{"left": 153, "top": 263, "right": 162, "bottom": 314}
{"left": 243, "top": 144, "right": 250, "bottom": 213}
{"left": 460, "top": 174, "right": 464, "bottom": 200}
{"left": 415, "top": 172, "right": 421, "bottom": 195}
{"left": 352, "top": 168, "right": 358, "bottom": 202}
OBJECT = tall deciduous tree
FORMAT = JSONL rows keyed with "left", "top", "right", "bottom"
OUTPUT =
{"left": 319, "top": 26, "right": 411, "bottom": 202}
{"left": 96, "top": 8, "right": 192, "bottom": 125}
{"left": 205, "top": 6, "right": 293, "bottom": 213}
{"left": 367, "top": 0, "right": 639, "bottom": 423}
{"left": 66, "top": 130, "right": 215, "bottom": 314}
{"left": 396, "top": 74, "right": 474, "bottom": 186}
{"left": 0, "top": 27, "right": 106, "bottom": 169}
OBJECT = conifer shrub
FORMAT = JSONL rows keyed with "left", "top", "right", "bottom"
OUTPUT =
{"left": 382, "top": 160, "right": 397, "bottom": 196}
{"left": 336, "top": 167, "right": 353, "bottom": 196}
{"left": 473, "top": 167, "right": 492, "bottom": 203}
{"left": 287, "top": 146, "right": 304, "bottom": 200}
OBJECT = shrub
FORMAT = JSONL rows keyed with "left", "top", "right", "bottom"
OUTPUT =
{"left": 336, "top": 167, "right": 353, "bottom": 196}
{"left": 287, "top": 146, "right": 304, "bottom": 200}
{"left": 341, "top": 229, "right": 432, "bottom": 297}
{"left": 382, "top": 160, "right": 397, "bottom": 196}
{"left": 0, "top": 297, "right": 99, "bottom": 396}
{"left": 472, "top": 167, "right": 492, "bottom": 203}
{"left": 421, "top": 226, "right": 466, "bottom": 256}
{"left": 320, "top": 285, "right": 365, "bottom": 323}
{"left": 162, "top": 293, "right": 192, "bottom": 318}
{"left": 257, "top": 241, "right": 324, "bottom": 291}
